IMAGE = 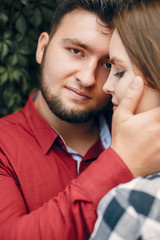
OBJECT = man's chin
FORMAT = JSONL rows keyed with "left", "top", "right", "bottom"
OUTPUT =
{"left": 48, "top": 104, "right": 100, "bottom": 123}
{"left": 53, "top": 111, "right": 97, "bottom": 124}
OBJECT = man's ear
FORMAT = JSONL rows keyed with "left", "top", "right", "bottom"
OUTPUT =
{"left": 36, "top": 32, "right": 49, "bottom": 64}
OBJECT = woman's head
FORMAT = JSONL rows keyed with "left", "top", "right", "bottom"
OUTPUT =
{"left": 104, "top": 0, "right": 160, "bottom": 113}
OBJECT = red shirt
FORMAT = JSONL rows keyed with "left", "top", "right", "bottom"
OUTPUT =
{"left": 0, "top": 92, "right": 133, "bottom": 240}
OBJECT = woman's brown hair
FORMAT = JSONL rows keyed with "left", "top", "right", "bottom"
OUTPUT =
{"left": 113, "top": 0, "right": 160, "bottom": 90}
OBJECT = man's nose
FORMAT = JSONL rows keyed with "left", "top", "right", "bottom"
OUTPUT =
{"left": 75, "top": 59, "right": 97, "bottom": 87}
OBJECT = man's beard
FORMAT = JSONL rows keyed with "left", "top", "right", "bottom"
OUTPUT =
{"left": 41, "top": 92, "right": 104, "bottom": 123}
{"left": 39, "top": 54, "right": 108, "bottom": 124}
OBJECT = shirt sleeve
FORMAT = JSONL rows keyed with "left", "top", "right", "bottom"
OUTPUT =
{"left": 0, "top": 147, "right": 133, "bottom": 240}
{"left": 90, "top": 173, "right": 160, "bottom": 240}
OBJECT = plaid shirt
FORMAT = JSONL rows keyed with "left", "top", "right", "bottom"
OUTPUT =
{"left": 90, "top": 173, "right": 160, "bottom": 240}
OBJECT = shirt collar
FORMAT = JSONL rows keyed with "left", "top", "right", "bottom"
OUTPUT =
{"left": 23, "top": 91, "right": 111, "bottom": 155}
{"left": 23, "top": 91, "right": 59, "bottom": 155}
{"left": 66, "top": 114, "right": 111, "bottom": 155}
{"left": 99, "top": 114, "right": 111, "bottom": 149}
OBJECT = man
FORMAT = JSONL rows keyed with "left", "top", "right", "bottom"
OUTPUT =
{"left": 0, "top": 1, "right": 160, "bottom": 239}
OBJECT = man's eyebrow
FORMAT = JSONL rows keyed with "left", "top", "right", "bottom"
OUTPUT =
{"left": 62, "top": 38, "right": 94, "bottom": 53}
{"left": 62, "top": 38, "right": 109, "bottom": 59}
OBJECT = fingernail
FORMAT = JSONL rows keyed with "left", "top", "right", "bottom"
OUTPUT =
{"left": 131, "top": 76, "right": 141, "bottom": 89}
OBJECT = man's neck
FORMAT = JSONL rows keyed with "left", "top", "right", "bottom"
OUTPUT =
{"left": 34, "top": 91, "right": 100, "bottom": 156}
{"left": 57, "top": 119, "right": 100, "bottom": 156}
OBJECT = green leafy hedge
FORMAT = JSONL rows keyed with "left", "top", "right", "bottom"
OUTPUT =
{"left": 0, "top": 0, "right": 59, "bottom": 117}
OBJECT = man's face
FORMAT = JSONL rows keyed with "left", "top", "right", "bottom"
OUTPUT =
{"left": 36, "top": 9, "right": 111, "bottom": 123}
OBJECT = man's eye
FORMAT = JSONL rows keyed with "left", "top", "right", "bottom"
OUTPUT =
{"left": 104, "top": 62, "right": 111, "bottom": 69}
{"left": 70, "top": 48, "right": 81, "bottom": 56}
{"left": 114, "top": 71, "right": 125, "bottom": 78}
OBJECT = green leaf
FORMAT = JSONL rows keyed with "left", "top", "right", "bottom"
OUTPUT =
{"left": 15, "top": 15, "right": 27, "bottom": 35}
{"left": 9, "top": 54, "right": 18, "bottom": 66}
{"left": 3, "top": 31, "right": 12, "bottom": 40}
{"left": 1, "top": 43, "right": 9, "bottom": 60}
{"left": 18, "top": 46, "right": 31, "bottom": 55}
{"left": 18, "top": 54, "right": 28, "bottom": 67}
{"left": 15, "top": 33, "right": 24, "bottom": 43}
{"left": 13, "top": 93, "right": 22, "bottom": 105}
{"left": 7, "top": 66, "right": 14, "bottom": 82}
{"left": 21, "top": 77, "right": 29, "bottom": 93}
{"left": 34, "top": 8, "right": 42, "bottom": 28}
{"left": 0, "top": 71, "right": 8, "bottom": 85}
{"left": 0, "top": 12, "right": 8, "bottom": 25}
{"left": 2, "top": 88, "right": 19, "bottom": 109}
{"left": 5, "top": 40, "right": 13, "bottom": 48}
{"left": 7, "top": 96, "right": 15, "bottom": 108}
{"left": 21, "top": 68, "right": 29, "bottom": 79}
{"left": 41, "top": 6, "right": 55, "bottom": 23}
{"left": 20, "top": 0, "right": 29, "bottom": 6}
{"left": 0, "top": 66, "right": 6, "bottom": 74}
{"left": 12, "top": 69, "right": 22, "bottom": 82}
{"left": 28, "top": 7, "right": 42, "bottom": 28}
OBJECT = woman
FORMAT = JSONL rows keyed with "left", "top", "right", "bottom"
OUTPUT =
{"left": 90, "top": 0, "right": 160, "bottom": 239}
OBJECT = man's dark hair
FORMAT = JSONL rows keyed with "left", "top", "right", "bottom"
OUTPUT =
{"left": 49, "top": 0, "right": 122, "bottom": 37}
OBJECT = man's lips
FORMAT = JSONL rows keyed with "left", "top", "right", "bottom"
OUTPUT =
{"left": 65, "top": 87, "right": 91, "bottom": 100}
